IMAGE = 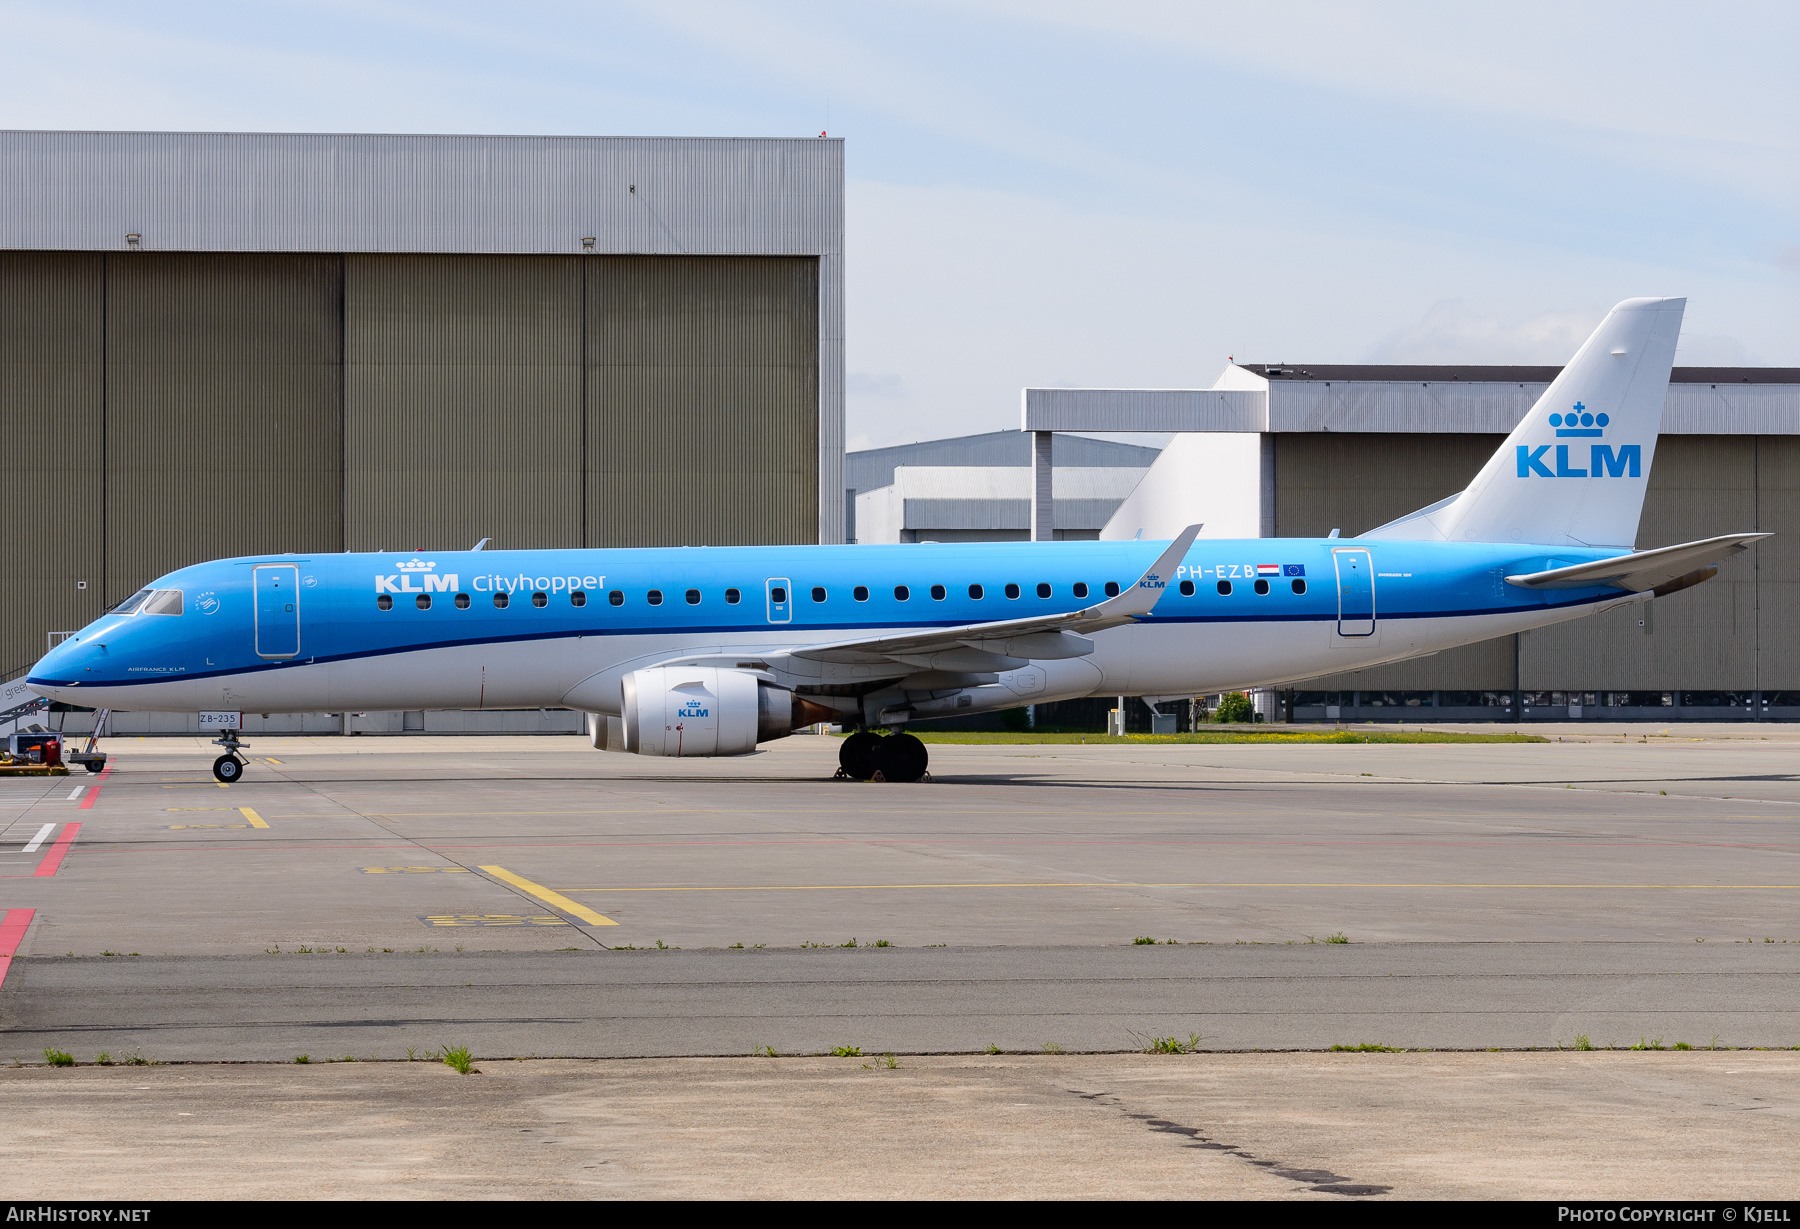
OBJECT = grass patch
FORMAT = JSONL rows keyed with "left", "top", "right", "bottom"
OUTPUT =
{"left": 829, "top": 1045, "right": 863, "bottom": 1058}
{"left": 1145, "top": 1033, "right": 1204, "bottom": 1054}
{"left": 439, "top": 1045, "right": 476, "bottom": 1074}
{"left": 43, "top": 1048, "right": 74, "bottom": 1067}
{"left": 1330, "top": 1043, "right": 1402, "bottom": 1052}
{"left": 897, "top": 730, "right": 1547, "bottom": 745}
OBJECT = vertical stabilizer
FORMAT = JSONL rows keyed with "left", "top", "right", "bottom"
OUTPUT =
{"left": 1363, "top": 297, "right": 1684, "bottom": 548}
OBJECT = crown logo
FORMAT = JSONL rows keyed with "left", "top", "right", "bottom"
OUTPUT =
{"left": 396, "top": 558, "right": 436, "bottom": 572}
{"left": 1549, "top": 402, "right": 1608, "bottom": 438}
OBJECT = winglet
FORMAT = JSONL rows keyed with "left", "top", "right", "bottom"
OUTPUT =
{"left": 1086, "top": 524, "right": 1201, "bottom": 621}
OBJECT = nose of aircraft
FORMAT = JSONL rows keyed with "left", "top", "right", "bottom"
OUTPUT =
{"left": 27, "top": 636, "right": 105, "bottom": 701}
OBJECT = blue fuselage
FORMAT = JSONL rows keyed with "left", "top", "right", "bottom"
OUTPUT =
{"left": 29, "top": 537, "right": 1631, "bottom": 716}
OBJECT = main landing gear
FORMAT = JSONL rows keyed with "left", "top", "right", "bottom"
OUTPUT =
{"left": 211, "top": 728, "right": 249, "bottom": 783}
{"left": 838, "top": 730, "right": 929, "bottom": 784}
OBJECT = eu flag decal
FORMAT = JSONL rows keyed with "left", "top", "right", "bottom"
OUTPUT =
{"left": 1283, "top": 564, "right": 1306, "bottom": 577}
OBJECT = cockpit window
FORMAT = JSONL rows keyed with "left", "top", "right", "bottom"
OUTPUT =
{"left": 110, "top": 589, "right": 154, "bottom": 615}
{"left": 142, "top": 589, "right": 184, "bottom": 616}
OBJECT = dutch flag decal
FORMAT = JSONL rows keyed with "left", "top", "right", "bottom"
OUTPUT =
{"left": 1256, "top": 564, "right": 1281, "bottom": 576}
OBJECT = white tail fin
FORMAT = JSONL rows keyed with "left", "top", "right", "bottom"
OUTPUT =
{"left": 1364, "top": 297, "right": 1685, "bottom": 548}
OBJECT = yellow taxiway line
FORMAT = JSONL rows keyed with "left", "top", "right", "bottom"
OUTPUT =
{"left": 481, "top": 865, "right": 618, "bottom": 925}
{"left": 237, "top": 807, "right": 269, "bottom": 829}
{"left": 564, "top": 881, "right": 1800, "bottom": 893}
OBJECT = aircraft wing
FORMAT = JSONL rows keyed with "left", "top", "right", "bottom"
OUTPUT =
{"left": 787, "top": 525, "right": 1201, "bottom": 667}
{"left": 1504, "top": 532, "right": 1768, "bottom": 593}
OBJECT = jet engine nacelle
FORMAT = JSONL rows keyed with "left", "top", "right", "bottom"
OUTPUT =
{"left": 621, "top": 666, "right": 834, "bottom": 757}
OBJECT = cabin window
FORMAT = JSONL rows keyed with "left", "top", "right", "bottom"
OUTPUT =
{"left": 416, "top": 594, "right": 432, "bottom": 610}
{"left": 142, "top": 589, "right": 184, "bottom": 616}
{"left": 1291, "top": 578, "right": 1307, "bottom": 595}
{"left": 1036, "top": 582, "right": 1052, "bottom": 598}
{"left": 1004, "top": 583, "right": 1020, "bottom": 599}
{"left": 930, "top": 585, "right": 946, "bottom": 600}
{"left": 493, "top": 592, "right": 510, "bottom": 609}
{"left": 377, "top": 595, "right": 393, "bottom": 611}
{"left": 1254, "top": 578, "right": 1270, "bottom": 595}
{"left": 455, "top": 593, "right": 472, "bottom": 609}
{"left": 725, "top": 588, "right": 741, "bottom": 604}
{"left": 894, "top": 585, "right": 910, "bottom": 601}
{"left": 608, "top": 590, "right": 624, "bottom": 606}
{"left": 811, "top": 586, "right": 827, "bottom": 603}
{"left": 968, "top": 584, "right": 983, "bottom": 599}
{"left": 1216, "top": 580, "right": 1232, "bottom": 596}
{"left": 687, "top": 589, "right": 702, "bottom": 605}
{"left": 1179, "top": 580, "right": 1194, "bottom": 597}
{"left": 769, "top": 587, "right": 786, "bottom": 604}
{"left": 1104, "top": 581, "right": 1121, "bottom": 597}
{"left": 528, "top": 591, "right": 545, "bottom": 607}
{"left": 854, "top": 586, "right": 870, "bottom": 601}
{"left": 1072, "top": 582, "right": 1088, "bottom": 599}
{"left": 110, "top": 589, "right": 153, "bottom": 615}
{"left": 647, "top": 590, "right": 663, "bottom": 606}
{"left": 569, "top": 591, "right": 585, "bottom": 607}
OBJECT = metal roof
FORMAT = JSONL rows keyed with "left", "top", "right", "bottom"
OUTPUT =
{"left": 846, "top": 430, "right": 1161, "bottom": 493}
{"left": 1024, "top": 368, "right": 1800, "bottom": 436}
{"left": 1239, "top": 363, "right": 1800, "bottom": 386}
{"left": 871, "top": 466, "right": 1147, "bottom": 532}
{"left": 0, "top": 130, "right": 842, "bottom": 256}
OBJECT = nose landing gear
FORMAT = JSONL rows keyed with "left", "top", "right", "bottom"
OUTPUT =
{"left": 837, "top": 729, "right": 929, "bottom": 783}
{"left": 210, "top": 728, "right": 249, "bottom": 783}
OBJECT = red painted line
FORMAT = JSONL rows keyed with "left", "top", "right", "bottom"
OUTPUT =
{"left": 77, "top": 762, "right": 113, "bottom": 809}
{"left": 0, "top": 907, "right": 35, "bottom": 990}
{"left": 33, "top": 824, "right": 81, "bottom": 877}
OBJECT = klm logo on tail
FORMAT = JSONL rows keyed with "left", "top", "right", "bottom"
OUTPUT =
{"left": 1517, "top": 403, "right": 1640, "bottom": 479}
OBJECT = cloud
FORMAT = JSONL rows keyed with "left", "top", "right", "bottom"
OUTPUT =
{"left": 1673, "top": 334, "right": 1765, "bottom": 367}
{"left": 1777, "top": 244, "right": 1800, "bottom": 276}
{"left": 847, "top": 372, "right": 906, "bottom": 398}
{"left": 1366, "top": 299, "right": 1768, "bottom": 367}
{"left": 1365, "top": 300, "right": 1606, "bottom": 364}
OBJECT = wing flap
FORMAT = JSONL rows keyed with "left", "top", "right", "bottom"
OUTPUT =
{"left": 1504, "top": 532, "right": 1768, "bottom": 591}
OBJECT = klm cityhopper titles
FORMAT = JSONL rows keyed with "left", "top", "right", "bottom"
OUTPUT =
{"left": 27, "top": 298, "right": 1765, "bottom": 783}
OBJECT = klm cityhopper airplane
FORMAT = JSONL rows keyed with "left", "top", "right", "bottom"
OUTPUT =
{"left": 27, "top": 297, "right": 1765, "bottom": 783}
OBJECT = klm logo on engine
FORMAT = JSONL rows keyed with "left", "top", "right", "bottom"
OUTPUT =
{"left": 676, "top": 704, "right": 710, "bottom": 718}
{"left": 1516, "top": 403, "right": 1640, "bottom": 479}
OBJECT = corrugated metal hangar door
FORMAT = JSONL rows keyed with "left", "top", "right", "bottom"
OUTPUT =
{"left": 0, "top": 251, "right": 821, "bottom": 672}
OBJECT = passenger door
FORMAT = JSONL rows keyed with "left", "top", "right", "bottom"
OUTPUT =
{"left": 1333, "top": 549, "right": 1375, "bottom": 637}
{"left": 253, "top": 564, "right": 302, "bottom": 658}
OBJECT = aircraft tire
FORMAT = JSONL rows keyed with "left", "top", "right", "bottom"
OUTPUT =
{"left": 874, "top": 732, "right": 928, "bottom": 783}
{"left": 839, "top": 731, "right": 882, "bottom": 781}
{"left": 212, "top": 754, "right": 244, "bottom": 784}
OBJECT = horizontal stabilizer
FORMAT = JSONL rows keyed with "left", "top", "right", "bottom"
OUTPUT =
{"left": 1504, "top": 533, "right": 1768, "bottom": 591}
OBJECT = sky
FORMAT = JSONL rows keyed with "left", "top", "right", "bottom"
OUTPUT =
{"left": 2, "top": 0, "right": 1794, "bottom": 449}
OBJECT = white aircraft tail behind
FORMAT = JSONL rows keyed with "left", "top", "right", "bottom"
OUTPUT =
{"left": 1364, "top": 296, "right": 1685, "bottom": 548}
